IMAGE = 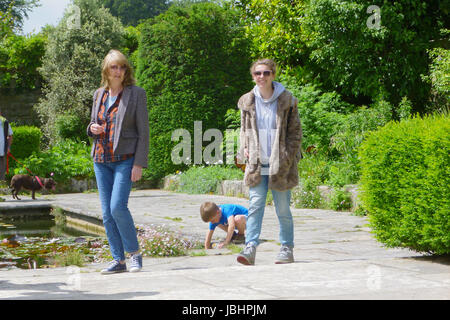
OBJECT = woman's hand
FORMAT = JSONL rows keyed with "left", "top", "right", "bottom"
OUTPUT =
{"left": 90, "top": 123, "right": 104, "bottom": 135}
{"left": 131, "top": 165, "right": 143, "bottom": 182}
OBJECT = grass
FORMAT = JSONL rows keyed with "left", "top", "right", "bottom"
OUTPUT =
{"left": 225, "top": 243, "right": 243, "bottom": 254}
{"left": 189, "top": 250, "right": 207, "bottom": 257}
{"left": 164, "top": 216, "right": 183, "bottom": 222}
{"left": 53, "top": 249, "right": 86, "bottom": 267}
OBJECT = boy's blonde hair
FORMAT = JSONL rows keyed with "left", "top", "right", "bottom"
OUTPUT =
{"left": 200, "top": 202, "right": 219, "bottom": 222}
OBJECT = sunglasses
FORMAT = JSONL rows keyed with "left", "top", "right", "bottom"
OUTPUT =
{"left": 253, "top": 70, "right": 273, "bottom": 77}
{"left": 110, "top": 65, "right": 127, "bottom": 71}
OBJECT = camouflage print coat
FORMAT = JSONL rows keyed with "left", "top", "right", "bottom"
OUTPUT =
{"left": 237, "top": 89, "right": 302, "bottom": 191}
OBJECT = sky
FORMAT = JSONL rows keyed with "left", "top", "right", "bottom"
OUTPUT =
{"left": 21, "top": 0, "right": 72, "bottom": 35}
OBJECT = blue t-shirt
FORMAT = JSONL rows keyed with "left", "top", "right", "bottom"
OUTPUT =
{"left": 209, "top": 204, "right": 248, "bottom": 231}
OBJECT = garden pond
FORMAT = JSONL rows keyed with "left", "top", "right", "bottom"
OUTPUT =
{"left": 0, "top": 209, "right": 203, "bottom": 270}
{"left": 0, "top": 210, "right": 109, "bottom": 269}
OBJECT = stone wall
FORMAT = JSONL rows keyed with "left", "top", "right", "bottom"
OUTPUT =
{"left": 0, "top": 88, "right": 41, "bottom": 126}
{"left": 162, "top": 175, "right": 360, "bottom": 211}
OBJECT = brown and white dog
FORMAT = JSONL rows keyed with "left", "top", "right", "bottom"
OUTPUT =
{"left": 10, "top": 174, "right": 56, "bottom": 200}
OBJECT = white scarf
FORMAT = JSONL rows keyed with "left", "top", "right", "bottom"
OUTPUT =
{"left": 253, "top": 81, "right": 285, "bottom": 164}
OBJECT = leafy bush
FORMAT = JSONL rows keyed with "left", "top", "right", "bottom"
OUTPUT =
{"left": 285, "top": 83, "right": 348, "bottom": 153}
{"left": 9, "top": 125, "right": 41, "bottom": 159}
{"left": 13, "top": 139, "right": 93, "bottom": 182}
{"left": 327, "top": 189, "right": 352, "bottom": 212}
{"left": 359, "top": 114, "right": 450, "bottom": 254}
{"left": 176, "top": 165, "right": 243, "bottom": 194}
{"left": 326, "top": 160, "right": 359, "bottom": 187}
{"left": 329, "top": 98, "right": 393, "bottom": 186}
{"left": 54, "top": 113, "right": 88, "bottom": 141}
{"left": 292, "top": 175, "right": 323, "bottom": 209}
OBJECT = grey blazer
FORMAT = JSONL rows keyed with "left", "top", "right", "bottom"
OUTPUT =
{"left": 87, "top": 85, "right": 149, "bottom": 168}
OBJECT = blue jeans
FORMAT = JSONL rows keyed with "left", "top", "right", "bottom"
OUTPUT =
{"left": 94, "top": 157, "right": 139, "bottom": 261}
{"left": 246, "top": 174, "right": 294, "bottom": 248}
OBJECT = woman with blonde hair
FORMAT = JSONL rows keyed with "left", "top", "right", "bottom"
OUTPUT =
{"left": 87, "top": 49, "right": 149, "bottom": 274}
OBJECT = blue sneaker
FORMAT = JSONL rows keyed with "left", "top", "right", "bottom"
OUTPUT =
{"left": 101, "top": 260, "right": 127, "bottom": 274}
{"left": 129, "top": 253, "right": 142, "bottom": 272}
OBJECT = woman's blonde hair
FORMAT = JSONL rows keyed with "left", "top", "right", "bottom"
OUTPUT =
{"left": 250, "top": 58, "right": 277, "bottom": 76}
{"left": 101, "top": 49, "right": 136, "bottom": 88}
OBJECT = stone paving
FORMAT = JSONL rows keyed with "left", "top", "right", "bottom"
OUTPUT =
{"left": 0, "top": 189, "right": 449, "bottom": 300}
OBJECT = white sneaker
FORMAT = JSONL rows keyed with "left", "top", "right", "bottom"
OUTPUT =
{"left": 275, "top": 245, "right": 294, "bottom": 264}
{"left": 129, "top": 253, "right": 143, "bottom": 272}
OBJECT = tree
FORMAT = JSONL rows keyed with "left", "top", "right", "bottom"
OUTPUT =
{"left": 1, "top": 1, "right": 45, "bottom": 91}
{"left": 422, "top": 30, "right": 449, "bottom": 112}
{"left": 301, "top": 0, "right": 447, "bottom": 113}
{"left": 0, "top": 0, "right": 40, "bottom": 32}
{"left": 35, "top": 0, "right": 124, "bottom": 143}
{"left": 136, "top": 2, "right": 253, "bottom": 179}
{"left": 234, "top": 0, "right": 448, "bottom": 113}
{"left": 233, "top": 0, "right": 308, "bottom": 68}
{"left": 0, "top": 32, "right": 46, "bottom": 90}
{"left": 99, "top": 0, "right": 169, "bottom": 26}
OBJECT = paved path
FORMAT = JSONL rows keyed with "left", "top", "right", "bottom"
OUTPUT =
{"left": 0, "top": 189, "right": 449, "bottom": 300}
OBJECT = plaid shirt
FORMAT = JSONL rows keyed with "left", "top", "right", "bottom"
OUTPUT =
{"left": 93, "top": 91, "right": 133, "bottom": 163}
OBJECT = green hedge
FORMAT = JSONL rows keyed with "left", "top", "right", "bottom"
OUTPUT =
{"left": 10, "top": 126, "right": 42, "bottom": 159}
{"left": 358, "top": 114, "right": 450, "bottom": 254}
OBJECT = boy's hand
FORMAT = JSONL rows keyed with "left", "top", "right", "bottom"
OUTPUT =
{"left": 205, "top": 242, "right": 215, "bottom": 249}
{"left": 205, "top": 229, "right": 214, "bottom": 249}
{"left": 218, "top": 242, "right": 227, "bottom": 249}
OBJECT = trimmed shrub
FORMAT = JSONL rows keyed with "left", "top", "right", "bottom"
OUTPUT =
{"left": 358, "top": 114, "right": 450, "bottom": 254}
{"left": 9, "top": 125, "right": 41, "bottom": 159}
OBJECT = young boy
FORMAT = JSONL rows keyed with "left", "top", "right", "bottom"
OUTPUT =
{"left": 200, "top": 202, "right": 248, "bottom": 249}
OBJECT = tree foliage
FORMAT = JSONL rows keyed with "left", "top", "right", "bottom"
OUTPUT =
{"left": 98, "top": 0, "right": 169, "bottom": 26}
{"left": 234, "top": 0, "right": 307, "bottom": 68}
{"left": 136, "top": 2, "right": 253, "bottom": 179}
{"left": 422, "top": 29, "right": 450, "bottom": 112}
{"left": 0, "top": 1, "right": 14, "bottom": 39}
{"left": 0, "top": 0, "right": 39, "bottom": 32}
{"left": 0, "top": 32, "right": 46, "bottom": 90}
{"left": 234, "top": 0, "right": 448, "bottom": 113}
{"left": 35, "top": 0, "right": 124, "bottom": 143}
